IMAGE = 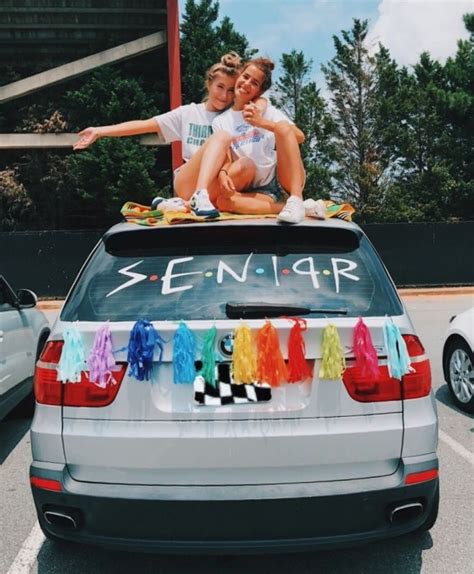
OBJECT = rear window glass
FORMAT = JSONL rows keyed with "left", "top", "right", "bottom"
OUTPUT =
{"left": 62, "top": 226, "right": 402, "bottom": 321}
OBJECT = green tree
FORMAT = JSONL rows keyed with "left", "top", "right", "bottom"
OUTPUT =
{"left": 322, "top": 19, "right": 386, "bottom": 221}
{"left": 180, "top": 0, "right": 256, "bottom": 104}
{"left": 272, "top": 51, "right": 336, "bottom": 198}
{"left": 273, "top": 50, "right": 312, "bottom": 119}
{"left": 0, "top": 168, "right": 34, "bottom": 230}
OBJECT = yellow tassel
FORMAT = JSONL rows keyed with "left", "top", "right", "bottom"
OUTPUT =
{"left": 232, "top": 324, "right": 256, "bottom": 384}
{"left": 319, "top": 324, "right": 346, "bottom": 380}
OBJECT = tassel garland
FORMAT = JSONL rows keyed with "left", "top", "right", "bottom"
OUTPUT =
{"left": 57, "top": 326, "right": 87, "bottom": 383}
{"left": 173, "top": 322, "right": 196, "bottom": 384}
{"left": 232, "top": 323, "right": 256, "bottom": 384}
{"left": 200, "top": 326, "right": 218, "bottom": 387}
{"left": 256, "top": 321, "right": 288, "bottom": 386}
{"left": 287, "top": 318, "right": 313, "bottom": 383}
{"left": 383, "top": 320, "right": 413, "bottom": 380}
{"left": 127, "top": 319, "right": 166, "bottom": 381}
{"left": 352, "top": 317, "right": 380, "bottom": 379}
{"left": 319, "top": 324, "right": 346, "bottom": 380}
{"left": 88, "top": 324, "right": 116, "bottom": 387}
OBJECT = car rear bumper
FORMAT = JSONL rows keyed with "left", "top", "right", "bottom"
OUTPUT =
{"left": 30, "top": 455, "right": 438, "bottom": 554}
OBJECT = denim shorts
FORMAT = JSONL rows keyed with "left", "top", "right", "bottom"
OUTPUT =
{"left": 248, "top": 177, "right": 289, "bottom": 203}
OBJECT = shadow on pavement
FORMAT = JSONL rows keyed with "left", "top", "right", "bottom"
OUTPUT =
{"left": 435, "top": 386, "right": 474, "bottom": 419}
{"left": 36, "top": 531, "right": 432, "bottom": 574}
{"left": 0, "top": 400, "right": 32, "bottom": 465}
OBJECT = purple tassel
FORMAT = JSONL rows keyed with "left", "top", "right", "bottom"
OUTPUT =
{"left": 127, "top": 319, "right": 166, "bottom": 381}
{"left": 353, "top": 317, "right": 380, "bottom": 379}
{"left": 88, "top": 324, "right": 116, "bottom": 387}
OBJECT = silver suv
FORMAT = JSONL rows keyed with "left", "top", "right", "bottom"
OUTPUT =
{"left": 30, "top": 219, "right": 439, "bottom": 552}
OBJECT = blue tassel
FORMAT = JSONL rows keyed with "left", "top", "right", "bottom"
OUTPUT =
{"left": 127, "top": 319, "right": 166, "bottom": 381}
{"left": 57, "top": 326, "right": 87, "bottom": 383}
{"left": 383, "top": 320, "right": 413, "bottom": 380}
{"left": 173, "top": 322, "right": 196, "bottom": 384}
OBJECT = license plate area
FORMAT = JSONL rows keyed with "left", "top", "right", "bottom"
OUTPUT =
{"left": 194, "top": 362, "right": 272, "bottom": 406}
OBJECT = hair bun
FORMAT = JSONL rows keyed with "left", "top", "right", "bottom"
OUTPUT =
{"left": 221, "top": 51, "right": 242, "bottom": 69}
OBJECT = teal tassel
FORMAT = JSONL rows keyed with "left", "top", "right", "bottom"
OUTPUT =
{"left": 383, "top": 320, "right": 412, "bottom": 380}
{"left": 173, "top": 323, "right": 196, "bottom": 384}
{"left": 57, "top": 326, "right": 87, "bottom": 383}
{"left": 200, "top": 326, "right": 217, "bottom": 387}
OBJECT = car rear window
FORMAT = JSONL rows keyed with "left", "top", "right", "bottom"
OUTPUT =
{"left": 61, "top": 225, "right": 402, "bottom": 321}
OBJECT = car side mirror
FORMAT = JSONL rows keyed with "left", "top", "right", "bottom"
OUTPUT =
{"left": 16, "top": 289, "right": 38, "bottom": 308}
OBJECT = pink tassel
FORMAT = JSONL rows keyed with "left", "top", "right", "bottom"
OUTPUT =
{"left": 353, "top": 317, "right": 380, "bottom": 379}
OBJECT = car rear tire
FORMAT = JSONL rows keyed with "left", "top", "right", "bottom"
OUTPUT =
{"left": 445, "top": 339, "right": 474, "bottom": 414}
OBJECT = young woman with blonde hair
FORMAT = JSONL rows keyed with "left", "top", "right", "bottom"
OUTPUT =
{"left": 73, "top": 52, "right": 263, "bottom": 217}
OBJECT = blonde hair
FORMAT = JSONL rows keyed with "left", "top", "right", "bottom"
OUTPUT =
{"left": 205, "top": 51, "right": 243, "bottom": 89}
{"left": 242, "top": 57, "right": 275, "bottom": 92}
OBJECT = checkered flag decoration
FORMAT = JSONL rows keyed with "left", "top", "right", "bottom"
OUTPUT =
{"left": 194, "top": 364, "right": 271, "bottom": 406}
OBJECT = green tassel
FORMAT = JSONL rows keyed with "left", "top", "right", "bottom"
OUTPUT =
{"left": 319, "top": 324, "right": 346, "bottom": 380}
{"left": 200, "top": 326, "right": 217, "bottom": 387}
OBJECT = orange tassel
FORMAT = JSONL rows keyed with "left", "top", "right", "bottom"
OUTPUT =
{"left": 287, "top": 318, "right": 313, "bottom": 383}
{"left": 256, "top": 321, "right": 288, "bottom": 386}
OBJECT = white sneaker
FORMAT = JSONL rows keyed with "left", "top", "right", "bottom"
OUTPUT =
{"left": 151, "top": 196, "right": 188, "bottom": 213}
{"left": 303, "top": 198, "right": 326, "bottom": 219}
{"left": 189, "top": 189, "right": 220, "bottom": 218}
{"left": 277, "top": 196, "right": 305, "bottom": 224}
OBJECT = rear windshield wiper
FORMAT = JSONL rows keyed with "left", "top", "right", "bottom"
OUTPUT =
{"left": 225, "top": 302, "right": 348, "bottom": 319}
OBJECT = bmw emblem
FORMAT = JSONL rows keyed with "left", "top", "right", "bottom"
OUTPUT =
{"left": 219, "top": 334, "right": 234, "bottom": 357}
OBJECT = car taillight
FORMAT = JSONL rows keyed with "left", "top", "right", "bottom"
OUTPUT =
{"left": 342, "top": 334, "right": 431, "bottom": 402}
{"left": 34, "top": 340, "right": 127, "bottom": 407}
{"left": 405, "top": 469, "right": 438, "bottom": 485}
{"left": 30, "top": 476, "right": 62, "bottom": 492}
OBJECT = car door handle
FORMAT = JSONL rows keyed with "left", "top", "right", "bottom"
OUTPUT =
{"left": 0, "top": 330, "right": 4, "bottom": 342}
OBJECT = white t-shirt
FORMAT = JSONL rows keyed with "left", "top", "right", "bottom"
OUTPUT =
{"left": 154, "top": 102, "right": 219, "bottom": 162}
{"left": 212, "top": 104, "right": 292, "bottom": 188}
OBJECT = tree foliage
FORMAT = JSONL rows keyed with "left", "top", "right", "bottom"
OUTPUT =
{"left": 1, "top": 3, "right": 472, "bottom": 229}
{"left": 272, "top": 50, "right": 336, "bottom": 198}
{"left": 322, "top": 19, "right": 387, "bottom": 221}
{"left": 180, "top": 0, "right": 256, "bottom": 104}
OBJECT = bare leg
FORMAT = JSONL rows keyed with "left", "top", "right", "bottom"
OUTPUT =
{"left": 216, "top": 192, "right": 284, "bottom": 215}
{"left": 174, "top": 131, "right": 233, "bottom": 200}
{"left": 274, "top": 121, "right": 306, "bottom": 198}
{"left": 209, "top": 157, "right": 256, "bottom": 204}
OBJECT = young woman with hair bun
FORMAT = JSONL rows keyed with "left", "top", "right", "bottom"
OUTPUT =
{"left": 192, "top": 57, "right": 308, "bottom": 223}
{"left": 73, "top": 52, "right": 266, "bottom": 217}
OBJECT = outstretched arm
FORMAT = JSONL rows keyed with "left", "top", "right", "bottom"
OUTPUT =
{"left": 73, "top": 118, "right": 159, "bottom": 150}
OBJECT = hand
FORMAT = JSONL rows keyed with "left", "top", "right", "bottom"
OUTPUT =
{"left": 73, "top": 127, "right": 101, "bottom": 150}
{"left": 243, "top": 102, "right": 262, "bottom": 127}
{"left": 218, "top": 170, "right": 236, "bottom": 196}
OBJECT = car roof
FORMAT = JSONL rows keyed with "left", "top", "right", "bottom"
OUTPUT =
{"left": 103, "top": 217, "right": 363, "bottom": 240}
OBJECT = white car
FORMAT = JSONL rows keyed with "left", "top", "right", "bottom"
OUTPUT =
{"left": 443, "top": 307, "right": 474, "bottom": 413}
{"left": 0, "top": 275, "right": 50, "bottom": 420}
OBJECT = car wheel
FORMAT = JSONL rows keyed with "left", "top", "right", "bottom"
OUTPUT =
{"left": 446, "top": 339, "right": 474, "bottom": 414}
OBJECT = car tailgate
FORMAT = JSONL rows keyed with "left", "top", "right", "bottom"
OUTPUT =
{"left": 61, "top": 317, "right": 404, "bottom": 485}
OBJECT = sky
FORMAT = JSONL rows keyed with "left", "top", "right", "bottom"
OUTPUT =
{"left": 207, "top": 0, "right": 471, "bottom": 85}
